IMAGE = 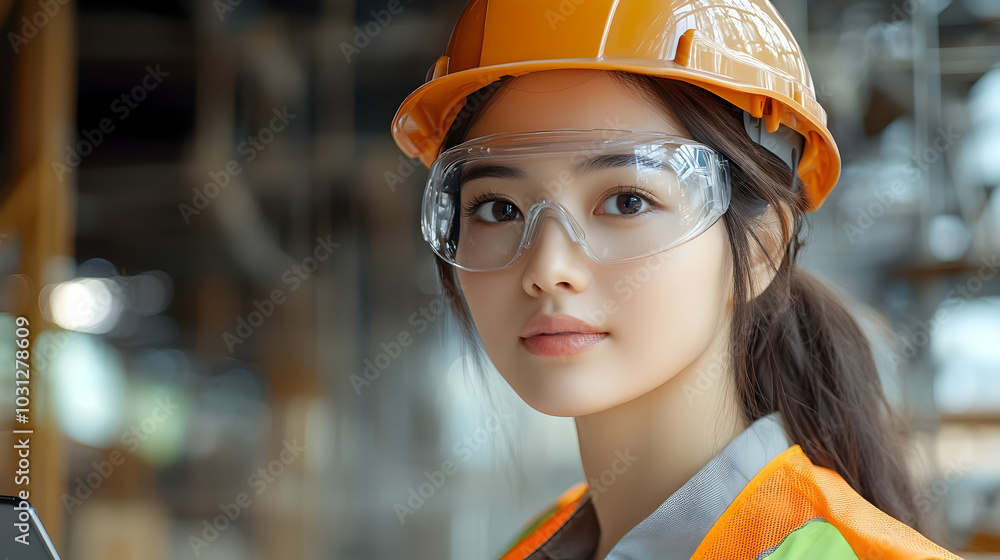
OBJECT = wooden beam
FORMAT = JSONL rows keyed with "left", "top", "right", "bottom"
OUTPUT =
{"left": 0, "top": 0, "right": 77, "bottom": 552}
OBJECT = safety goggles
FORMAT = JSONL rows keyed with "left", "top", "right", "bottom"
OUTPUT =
{"left": 422, "top": 129, "right": 731, "bottom": 272}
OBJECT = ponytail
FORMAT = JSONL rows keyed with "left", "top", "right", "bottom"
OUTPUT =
{"left": 746, "top": 262, "right": 924, "bottom": 533}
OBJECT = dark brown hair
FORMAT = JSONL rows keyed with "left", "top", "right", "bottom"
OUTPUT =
{"left": 434, "top": 71, "right": 929, "bottom": 536}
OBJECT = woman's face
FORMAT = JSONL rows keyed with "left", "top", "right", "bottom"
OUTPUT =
{"left": 455, "top": 70, "right": 733, "bottom": 417}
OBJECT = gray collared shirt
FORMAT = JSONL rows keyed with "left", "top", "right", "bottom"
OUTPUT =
{"left": 523, "top": 412, "right": 793, "bottom": 560}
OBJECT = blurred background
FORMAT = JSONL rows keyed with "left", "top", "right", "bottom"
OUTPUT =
{"left": 0, "top": 0, "right": 998, "bottom": 558}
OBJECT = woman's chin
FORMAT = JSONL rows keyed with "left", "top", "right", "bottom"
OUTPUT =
{"left": 512, "top": 380, "right": 625, "bottom": 418}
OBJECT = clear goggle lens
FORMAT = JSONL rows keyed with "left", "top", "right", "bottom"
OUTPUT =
{"left": 422, "top": 129, "right": 731, "bottom": 271}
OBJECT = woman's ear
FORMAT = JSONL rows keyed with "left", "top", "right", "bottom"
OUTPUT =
{"left": 747, "top": 201, "right": 793, "bottom": 301}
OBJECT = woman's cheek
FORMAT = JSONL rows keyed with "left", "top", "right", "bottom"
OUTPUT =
{"left": 612, "top": 238, "right": 728, "bottom": 378}
{"left": 457, "top": 273, "right": 516, "bottom": 352}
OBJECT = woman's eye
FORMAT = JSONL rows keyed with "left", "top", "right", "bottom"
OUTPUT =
{"left": 600, "top": 193, "right": 651, "bottom": 216}
{"left": 475, "top": 200, "right": 522, "bottom": 222}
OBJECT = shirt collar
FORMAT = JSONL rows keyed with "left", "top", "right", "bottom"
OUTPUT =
{"left": 523, "top": 412, "right": 792, "bottom": 560}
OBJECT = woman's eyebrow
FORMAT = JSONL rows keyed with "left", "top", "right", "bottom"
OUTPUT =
{"left": 460, "top": 164, "right": 527, "bottom": 183}
{"left": 459, "top": 153, "right": 665, "bottom": 183}
{"left": 576, "top": 153, "right": 666, "bottom": 174}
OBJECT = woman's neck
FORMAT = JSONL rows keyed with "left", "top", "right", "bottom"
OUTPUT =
{"left": 573, "top": 340, "right": 748, "bottom": 559}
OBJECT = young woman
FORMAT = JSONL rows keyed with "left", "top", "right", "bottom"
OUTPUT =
{"left": 390, "top": 1, "right": 966, "bottom": 558}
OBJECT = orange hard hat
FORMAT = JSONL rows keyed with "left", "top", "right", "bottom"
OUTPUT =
{"left": 390, "top": 0, "right": 842, "bottom": 212}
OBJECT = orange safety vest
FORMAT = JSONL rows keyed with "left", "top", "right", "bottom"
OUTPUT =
{"left": 498, "top": 444, "right": 966, "bottom": 560}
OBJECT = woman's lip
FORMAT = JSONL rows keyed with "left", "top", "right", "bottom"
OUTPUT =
{"left": 520, "top": 332, "right": 609, "bottom": 357}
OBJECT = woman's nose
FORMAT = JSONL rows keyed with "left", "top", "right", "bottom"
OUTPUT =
{"left": 520, "top": 214, "right": 591, "bottom": 296}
